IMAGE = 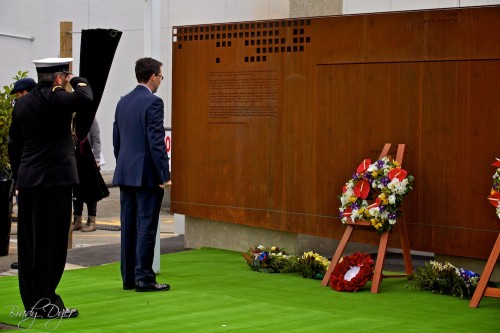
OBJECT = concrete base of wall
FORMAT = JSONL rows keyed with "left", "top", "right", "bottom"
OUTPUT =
{"left": 184, "top": 215, "right": 377, "bottom": 257}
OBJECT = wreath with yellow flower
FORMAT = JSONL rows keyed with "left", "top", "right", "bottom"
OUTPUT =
{"left": 330, "top": 252, "right": 374, "bottom": 292}
{"left": 296, "top": 251, "right": 330, "bottom": 280}
{"left": 487, "top": 158, "right": 500, "bottom": 219}
{"left": 339, "top": 157, "right": 414, "bottom": 233}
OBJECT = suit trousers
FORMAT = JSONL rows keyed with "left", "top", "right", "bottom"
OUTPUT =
{"left": 119, "top": 185, "right": 164, "bottom": 286}
{"left": 17, "top": 186, "right": 72, "bottom": 311}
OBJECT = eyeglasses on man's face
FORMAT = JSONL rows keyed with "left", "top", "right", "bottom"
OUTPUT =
{"left": 155, "top": 74, "right": 164, "bottom": 80}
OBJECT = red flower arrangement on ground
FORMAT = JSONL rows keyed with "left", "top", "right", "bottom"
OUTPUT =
{"left": 330, "top": 252, "right": 375, "bottom": 292}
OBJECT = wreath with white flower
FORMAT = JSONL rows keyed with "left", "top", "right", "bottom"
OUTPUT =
{"left": 487, "top": 158, "right": 500, "bottom": 219}
{"left": 339, "top": 157, "right": 414, "bottom": 233}
{"left": 330, "top": 252, "right": 374, "bottom": 292}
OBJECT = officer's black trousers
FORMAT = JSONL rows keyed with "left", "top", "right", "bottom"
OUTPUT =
{"left": 17, "top": 186, "right": 72, "bottom": 311}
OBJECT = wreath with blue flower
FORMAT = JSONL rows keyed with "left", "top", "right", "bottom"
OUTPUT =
{"left": 339, "top": 157, "right": 414, "bottom": 233}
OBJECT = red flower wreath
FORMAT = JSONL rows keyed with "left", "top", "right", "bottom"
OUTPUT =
{"left": 330, "top": 252, "right": 375, "bottom": 292}
{"left": 488, "top": 158, "right": 500, "bottom": 220}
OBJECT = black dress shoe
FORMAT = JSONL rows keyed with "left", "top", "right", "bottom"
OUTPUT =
{"left": 123, "top": 284, "right": 135, "bottom": 290}
{"left": 60, "top": 308, "right": 79, "bottom": 319}
{"left": 10, "top": 262, "right": 18, "bottom": 270}
{"left": 135, "top": 281, "right": 170, "bottom": 292}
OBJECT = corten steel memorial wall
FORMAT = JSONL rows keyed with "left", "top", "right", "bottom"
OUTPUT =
{"left": 171, "top": 6, "right": 500, "bottom": 259}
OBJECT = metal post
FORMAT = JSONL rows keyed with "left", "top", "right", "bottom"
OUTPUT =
{"left": 144, "top": 0, "right": 162, "bottom": 274}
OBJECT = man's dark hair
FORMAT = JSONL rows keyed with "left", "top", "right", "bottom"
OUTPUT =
{"left": 135, "top": 57, "right": 162, "bottom": 83}
{"left": 38, "top": 72, "right": 62, "bottom": 84}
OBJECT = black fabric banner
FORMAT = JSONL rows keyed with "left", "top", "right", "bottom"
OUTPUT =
{"left": 74, "top": 28, "right": 121, "bottom": 202}
{"left": 77, "top": 28, "right": 122, "bottom": 138}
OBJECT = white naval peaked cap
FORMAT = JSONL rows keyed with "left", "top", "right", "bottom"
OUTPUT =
{"left": 31, "top": 57, "right": 73, "bottom": 74}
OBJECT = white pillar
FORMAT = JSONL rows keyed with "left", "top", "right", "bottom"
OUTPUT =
{"left": 144, "top": 0, "right": 161, "bottom": 58}
{"left": 145, "top": 0, "right": 162, "bottom": 274}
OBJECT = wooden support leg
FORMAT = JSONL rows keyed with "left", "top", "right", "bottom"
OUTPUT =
{"left": 371, "top": 231, "right": 389, "bottom": 293}
{"left": 398, "top": 221, "right": 413, "bottom": 275}
{"left": 321, "top": 225, "right": 354, "bottom": 286}
{"left": 469, "top": 234, "right": 500, "bottom": 308}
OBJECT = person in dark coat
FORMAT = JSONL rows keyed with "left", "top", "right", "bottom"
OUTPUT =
{"left": 8, "top": 77, "right": 37, "bottom": 271}
{"left": 72, "top": 118, "right": 106, "bottom": 232}
{"left": 113, "top": 57, "right": 171, "bottom": 292}
{"left": 8, "top": 58, "right": 93, "bottom": 319}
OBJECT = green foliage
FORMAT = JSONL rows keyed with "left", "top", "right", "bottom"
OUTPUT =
{"left": 407, "top": 260, "right": 481, "bottom": 299}
{"left": 0, "top": 71, "right": 28, "bottom": 178}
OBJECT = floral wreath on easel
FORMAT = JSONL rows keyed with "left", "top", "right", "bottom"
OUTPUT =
{"left": 487, "top": 158, "right": 500, "bottom": 219}
{"left": 330, "top": 252, "right": 374, "bottom": 292}
{"left": 339, "top": 157, "right": 414, "bottom": 233}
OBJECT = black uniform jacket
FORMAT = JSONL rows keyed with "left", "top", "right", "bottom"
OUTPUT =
{"left": 8, "top": 77, "right": 93, "bottom": 189}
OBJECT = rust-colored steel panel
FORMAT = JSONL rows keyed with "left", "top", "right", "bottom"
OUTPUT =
{"left": 171, "top": 7, "right": 500, "bottom": 259}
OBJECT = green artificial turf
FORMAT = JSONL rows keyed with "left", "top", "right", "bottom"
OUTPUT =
{"left": 0, "top": 248, "right": 499, "bottom": 332}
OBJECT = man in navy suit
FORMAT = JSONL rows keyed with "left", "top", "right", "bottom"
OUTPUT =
{"left": 113, "top": 57, "right": 171, "bottom": 292}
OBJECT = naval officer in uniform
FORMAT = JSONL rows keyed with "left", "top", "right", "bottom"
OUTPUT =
{"left": 8, "top": 58, "right": 93, "bottom": 319}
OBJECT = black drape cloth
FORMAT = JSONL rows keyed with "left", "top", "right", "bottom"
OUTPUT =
{"left": 74, "top": 28, "right": 121, "bottom": 202}
{"left": 74, "top": 138, "right": 109, "bottom": 202}
{"left": 76, "top": 28, "right": 122, "bottom": 138}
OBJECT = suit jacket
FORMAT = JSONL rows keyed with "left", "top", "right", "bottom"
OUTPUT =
{"left": 112, "top": 85, "right": 170, "bottom": 187}
{"left": 8, "top": 78, "right": 93, "bottom": 189}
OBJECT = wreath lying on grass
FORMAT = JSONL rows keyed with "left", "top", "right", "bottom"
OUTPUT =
{"left": 487, "top": 158, "right": 500, "bottom": 219}
{"left": 407, "top": 260, "right": 480, "bottom": 299}
{"left": 339, "top": 157, "right": 414, "bottom": 233}
{"left": 296, "top": 251, "right": 331, "bottom": 280}
{"left": 242, "top": 245, "right": 292, "bottom": 273}
{"left": 330, "top": 252, "right": 374, "bottom": 292}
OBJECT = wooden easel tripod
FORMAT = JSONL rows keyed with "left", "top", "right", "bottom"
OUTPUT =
{"left": 321, "top": 143, "right": 413, "bottom": 293}
{"left": 469, "top": 233, "right": 500, "bottom": 308}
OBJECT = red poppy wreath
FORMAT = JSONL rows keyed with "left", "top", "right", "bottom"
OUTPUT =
{"left": 330, "top": 252, "right": 374, "bottom": 292}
